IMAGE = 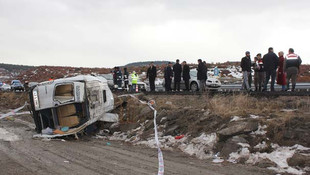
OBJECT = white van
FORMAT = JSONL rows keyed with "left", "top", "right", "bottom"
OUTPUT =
{"left": 29, "top": 75, "right": 116, "bottom": 138}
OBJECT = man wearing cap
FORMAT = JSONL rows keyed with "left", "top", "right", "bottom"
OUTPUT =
{"left": 241, "top": 51, "right": 252, "bottom": 91}
{"left": 262, "top": 47, "right": 279, "bottom": 92}
{"left": 284, "top": 48, "right": 302, "bottom": 91}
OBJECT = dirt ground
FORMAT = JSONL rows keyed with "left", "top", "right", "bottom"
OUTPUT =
{"left": 0, "top": 115, "right": 274, "bottom": 175}
{"left": 1, "top": 92, "right": 309, "bottom": 175}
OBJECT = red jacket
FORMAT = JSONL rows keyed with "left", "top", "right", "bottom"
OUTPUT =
{"left": 277, "top": 56, "right": 286, "bottom": 85}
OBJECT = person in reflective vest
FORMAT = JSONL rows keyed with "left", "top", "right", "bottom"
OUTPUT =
{"left": 131, "top": 71, "right": 138, "bottom": 92}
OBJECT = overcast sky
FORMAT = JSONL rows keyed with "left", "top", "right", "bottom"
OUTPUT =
{"left": 0, "top": 0, "right": 309, "bottom": 68}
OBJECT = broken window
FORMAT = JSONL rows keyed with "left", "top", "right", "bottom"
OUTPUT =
{"left": 54, "top": 84, "right": 74, "bottom": 103}
{"left": 103, "top": 90, "right": 107, "bottom": 103}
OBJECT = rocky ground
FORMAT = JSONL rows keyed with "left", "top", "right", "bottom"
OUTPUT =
{"left": 110, "top": 93, "right": 310, "bottom": 175}
{"left": 0, "top": 92, "right": 309, "bottom": 175}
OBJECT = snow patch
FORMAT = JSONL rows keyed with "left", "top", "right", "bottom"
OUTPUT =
{"left": 251, "top": 124, "right": 267, "bottom": 135}
{"left": 254, "top": 141, "right": 268, "bottom": 150}
{"left": 230, "top": 116, "right": 243, "bottom": 122}
{"left": 250, "top": 114, "right": 260, "bottom": 119}
{"left": 0, "top": 128, "right": 20, "bottom": 141}
{"left": 228, "top": 144, "right": 310, "bottom": 175}
{"left": 179, "top": 133, "right": 218, "bottom": 159}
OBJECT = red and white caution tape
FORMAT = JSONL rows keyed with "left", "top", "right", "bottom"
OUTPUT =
{"left": 119, "top": 94, "right": 164, "bottom": 175}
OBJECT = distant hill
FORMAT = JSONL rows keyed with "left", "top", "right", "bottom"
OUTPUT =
{"left": 0, "top": 63, "right": 35, "bottom": 72}
{"left": 125, "top": 61, "right": 173, "bottom": 67}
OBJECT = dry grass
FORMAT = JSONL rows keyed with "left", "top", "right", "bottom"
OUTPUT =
{"left": 207, "top": 94, "right": 310, "bottom": 118}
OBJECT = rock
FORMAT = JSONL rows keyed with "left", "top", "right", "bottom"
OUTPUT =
{"left": 255, "top": 159, "right": 277, "bottom": 168}
{"left": 165, "top": 101, "right": 172, "bottom": 105}
{"left": 164, "top": 125, "right": 179, "bottom": 136}
{"left": 167, "top": 115, "right": 177, "bottom": 121}
{"left": 144, "top": 121, "right": 154, "bottom": 131}
{"left": 217, "top": 121, "right": 259, "bottom": 140}
{"left": 231, "top": 135, "right": 248, "bottom": 143}
{"left": 138, "top": 106, "right": 153, "bottom": 120}
{"left": 203, "top": 110, "right": 210, "bottom": 116}
{"left": 220, "top": 136, "right": 248, "bottom": 158}
{"left": 119, "top": 123, "right": 140, "bottom": 132}
{"left": 288, "top": 153, "right": 310, "bottom": 168}
{"left": 160, "top": 117, "right": 167, "bottom": 124}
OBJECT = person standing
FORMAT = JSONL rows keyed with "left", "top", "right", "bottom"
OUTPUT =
{"left": 123, "top": 67, "right": 129, "bottom": 91}
{"left": 262, "top": 47, "right": 279, "bottom": 92}
{"left": 285, "top": 48, "right": 302, "bottom": 92}
{"left": 253, "top": 54, "right": 265, "bottom": 91}
{"left": 253, "top": 56, "right": 260, "bottom": 91}
{"left": 113, "top": 67, "right": 117, "bottom": 88}
{"left": 147, "top": 62, "right": 157, "bottom": 92}
{"left": 241, "top": 51, "right": 252, "bottom": 91}
{"left": 197, "top": 59, "right": 207, "bottom": 92}
{"left": 182, "top": 61, "right": 191, "bottom": 91}
{"left": 256, "top": 53, "right": 265, "bottom": 91}
{"left": 131, "top": 71, "right": 138, "bottom": 92}
{"left": 116, "top": 67, "right": 123, "bottom": 90}
{"left": 277, "top": 51, "right": 286, "bottom": 91}
{"left": 164, "top": 62, "right": 173, "bottom": 92}
{"left": 173, "top": 59, "right": 182, "bottom": 91}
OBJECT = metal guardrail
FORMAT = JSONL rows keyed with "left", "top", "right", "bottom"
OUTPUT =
{"left": 221, "top": 83, "right": 310, "bottom": 92}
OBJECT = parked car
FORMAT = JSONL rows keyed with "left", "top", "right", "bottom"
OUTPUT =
{"left": 29, "top": 75, "right": 117, "bottom": 137}
{"left": 11, "top": 80, "right": 24, "bottom": 91}
{"left": 190, "top": 69, "right": 221, "bottom": 91}
{"left": 101, "top": 74, "right": 114, "bottom": 89}
{"left": 0, "top": 84, "right": 11, "bottom": 91}
{"left": 164, "top": 69, "right": 222, "bottom": 91}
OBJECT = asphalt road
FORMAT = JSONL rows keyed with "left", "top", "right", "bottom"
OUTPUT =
{"left": 0, "top": 114, "right": 275, "bottom": 175}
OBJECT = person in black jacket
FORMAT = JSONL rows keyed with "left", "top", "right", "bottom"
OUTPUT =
{"left": 115, "top": 67, "right": 122, "bottom": 90}
{"left": 182, "top": 61, "right": 191, "bottom": 91}
{"left": 262, "top": 47, "right": 279, "bottom": 91}
{"left": 147, "top": 62, "right": 157, "bottom": 92}
{"left": 173, "top": 59, "right": 182, "bottom": 91}
{"left": 164, "top": 62, "right": 173, "bottom": 92}
{"left": 123, "top": 67, "right": 129, "bottom": 91}
{"left": 197, "top": 59, "right": 207, "bottom": 92}
{"left": 241, "top": 51, "right": 252, "bottom": 91}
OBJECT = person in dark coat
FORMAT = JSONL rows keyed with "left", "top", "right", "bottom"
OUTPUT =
{"left": 262, "top": 47, "right": 279, "bottom": 91}
{"left": 197, "top": 59, "right": 207, "bottom": 92}
{"left": 113, "top": 67, "right": 117, "bottom": 87}
{"left": 147, "top": 62, "right": 157, "bottom": 92}
{"left": 173, "top": 59, "right": 182, "bottom": 91}
{"left": 241, "top": 51, "right": 252, "bottom": 91}
{"left": 123, "top": 67, "right": 129, "bottom": 91}
{"left": 115, "top": 67, "right": 122, "bottom": 90}
{"left": 182, "top": 61, "right": 191, "bottom": 91}
{"left": 164, "top": 62, "right": 173, "bottom": 92}
{"left": 276, "top": 51, "right": 286, "bottom": 91}
{"left": 284, "top": 48, "right": 302, "bottom": 91}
